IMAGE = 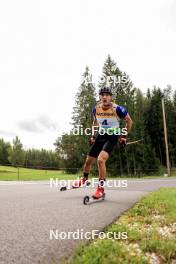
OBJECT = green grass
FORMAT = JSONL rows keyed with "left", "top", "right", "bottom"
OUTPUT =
{"left": 0, "top": 166, "right": 76, "bottom": 180}
{"left": 0, "top": 165, "right": 176, "bottom": 181}
{"left": 66, "top": 188, "right": 176, "bottom": 264}
{"left": 108, "top": 175, "right": 176, "bottom": 180}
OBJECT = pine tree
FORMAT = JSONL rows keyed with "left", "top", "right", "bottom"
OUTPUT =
{"left": 144, "top": 87, "right": 165, "bottom": 165}
{"left": 99, "top": 55, "right": 135, "bottom": 108}
{"left": 8, "top": 136, "right": 25, "bottom": 166}
{"left": 172, "top": 90, "right": 176, "bottom": 166}
{"left": 72, "top": 66, "right": 97, "bottom": 129}
{"left": 55, "top": 67, "right": 97, "bottom": 172}
{"left": 98, "top": 55, "right": 136, "bottom": 176}
{"left": 0, "top": 139, "right": 11, "bottom": 165}
{"left": 163, "top": 85, "right": 176, "bottom": 167}
{"left": 173, "top": 90, "right": 176, "bottom": 108}
{"left": 24, "top": 149, "right": 59, "bottom": 168}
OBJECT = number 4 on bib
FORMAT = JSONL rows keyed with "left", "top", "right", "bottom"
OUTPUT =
{"left": 102, "top": 119, "right": 108, "bottom": 125}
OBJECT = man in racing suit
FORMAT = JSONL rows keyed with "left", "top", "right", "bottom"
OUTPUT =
{"left": 73, "top": 87, "right": 133, "bottom": 199}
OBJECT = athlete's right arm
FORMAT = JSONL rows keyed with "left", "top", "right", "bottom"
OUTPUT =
{"left": 92, "top": 116, "right": 99, "bottom": 137}
{"left": 89, "top": 105, "right": 99, "bottom": 145}
{"left": 88, "top": 117, "right": 98, "bottom": 145}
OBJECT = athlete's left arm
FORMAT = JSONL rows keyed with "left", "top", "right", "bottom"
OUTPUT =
{"left": 124, "top": 114, "right": 133, "bottom": 135}
{"left": 116, "top": 105, "right": 133, "bottom": 136}
{"left": 118, "top": 114, "right": 133, "bottom": 145}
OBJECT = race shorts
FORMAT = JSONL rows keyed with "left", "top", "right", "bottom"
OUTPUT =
{"left": 88, "top": 133, "right": 119, "bottom": 158}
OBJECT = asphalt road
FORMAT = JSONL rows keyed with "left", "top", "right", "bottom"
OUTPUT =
{"left": 0, "top": 178, "right": 176, "bottom": 264}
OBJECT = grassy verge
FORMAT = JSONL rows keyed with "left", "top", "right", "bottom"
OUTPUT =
{"left": 66, "top": 188, "right": 176, "bottom": 264}
{"left": 0, "top": 166, "right": 176, "bottom": 181}
{"left": 0, "top": 166, "right": 76, "bottom": 180}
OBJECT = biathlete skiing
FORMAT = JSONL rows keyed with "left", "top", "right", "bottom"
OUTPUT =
{"left": 61, "top": 87, "right": 133, "bottom": 203}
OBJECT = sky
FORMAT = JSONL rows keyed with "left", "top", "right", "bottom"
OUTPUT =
{"left": 0, "top": 0, "right": 176, "bottom": 150}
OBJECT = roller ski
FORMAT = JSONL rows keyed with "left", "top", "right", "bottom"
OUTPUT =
{"left": 60, "top": 177, "right": 90, "bottom": 191}
{"left": 83, "top": 186, "right": 106, "bottom": 205}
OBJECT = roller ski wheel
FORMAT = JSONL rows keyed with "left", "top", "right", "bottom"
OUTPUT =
{"left": 85, "top": 180, "right": 91, "bottom": 186}
{"left": 60, "top": 186, "right": 67, "bottom": 191}
{"left": 60, "top": 186, "right": 74, "bottom": 191}
{"left": 83, "top": 195, "right": 90, "bottom": 205}
{"left": 83, "top": 193, "right": 106, "bottom": 205}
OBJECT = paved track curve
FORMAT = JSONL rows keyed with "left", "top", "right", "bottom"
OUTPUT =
{"left": 0, "top": 178, "right": 176, "bottom": 263}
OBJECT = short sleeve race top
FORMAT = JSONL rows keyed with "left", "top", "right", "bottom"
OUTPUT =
{"left": 92, "top": 103, "right": 128, "bottom": 129}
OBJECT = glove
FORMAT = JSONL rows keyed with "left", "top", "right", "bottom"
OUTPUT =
{"left": 89, "top": 136, "right": 96, "bottom": 146}
{"left": 118, "top": 135, "right": 127, "bottom": 147}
